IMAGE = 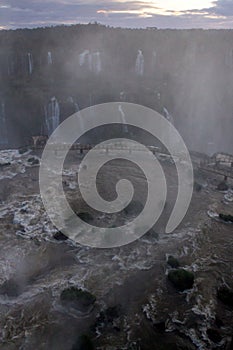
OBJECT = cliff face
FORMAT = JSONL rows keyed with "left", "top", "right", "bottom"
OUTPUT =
{"left": 0, "top": 24, "right": 233, "bottom": 153}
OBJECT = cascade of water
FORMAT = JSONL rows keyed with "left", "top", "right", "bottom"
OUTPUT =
{"left": 0, "top": 102, "right": 8, "bottom": 145}
{"left": 163, "top": 107, "right": 174, "bottom": 125}
{"left": 88, "top": 53, "right": 93, "bottom": 71}
{"left": 27, "top": 53, "right": 33, "bottom": 75}
{"left": 118, "top": 105, "right": 128, "bottom": 133}
{"left": 79, "top": 50, "right": 90, "bottom": 66}
{"left": 153, "top": 50, "right": 157, "bottom": 67}
{"left": 79, "top": 50, "right": 101, "bottom": 74}
{"left": 47, "top": 51, "right": 52, "bottom": 65}
{"left": 67, "top": 97, "right": 83, "bottom": 132}
{"left": 92, "top": 52, "right": 102, "bottom": 74}
{"left": 7, "top": 55, "right": 14, "bottom": 76}
{"left": 225, "top": 48, "right": 233, "bottom": 68}
{"left": 135, "top": 50, "right": 144, "bottom": 76}
{"left": 45, "top": 97, "right": 60, "bottom": 136}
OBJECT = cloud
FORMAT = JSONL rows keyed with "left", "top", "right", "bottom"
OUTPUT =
{"left": 0, "top": 0, "right": 233, "bottom": 29}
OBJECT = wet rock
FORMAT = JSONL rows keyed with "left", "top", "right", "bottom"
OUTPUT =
{"left": 27, "top": 157, "right": 39, "bottom": 165}
{"left": 215, "top": 316, "right": 224, "bottom": 328}
{"left": 154, "top": 321, "right": 166, "bottom": 333}
{"left": 217, "top": 286, "right": 233, "bottom": 308}
{"left": 217, "top": 181, "right": 229, "bottom": 191}
{"left": 168, "top": 269, "right": 194, "bottom": 291}
{"left": 143, "top": 229, "right": 159, "bottom": 241}
{"left": 99, "top": 305, "right": 121, "bottom": 323}
{"left": 19, "top": 147, "right": 28, "bottom": 154}
{"left": 14, "top": 223, "right": 25, "bottom": 232}
{"left": 0, "top": 162, "right": 11, "bottom": 168}
{"left": 124, "top": 200, "right": 144, "bottom": 216}
{"left": 230, "top": 335, "right": 233, "bottom": 350}
{"left": 167, "top": 256, "right": 180, "bottom": 268}
{"left": 207, "top": 328, "right": 222, "bottom": 343}
{"left": 53, "top": 231, "right": 68, "bottom": 241}
{"left": 0, "top": 279, "right": 22, "bottom": 297}
{"left": 78, "top": 212, "right": 94, "bottom": 223}
{"left": 60, "top": 287, "right": 96, "bottom": 313}
{"left": 71, "top": 334, "right": 94, "bottom": 350}
{"left": 219, "top": 214, "right": 233, "bottom": 223}
{"left": 194, "top": 182, "right": 202, "bottom": 192}
{"left": 92, "top": 305, "right": 121, "bottom": 333}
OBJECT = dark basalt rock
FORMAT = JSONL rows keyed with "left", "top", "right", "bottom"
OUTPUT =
{"left": 0, "top": 162, "right": 11, "bottom": 168}
{"left": 194, "top": 182, "right": 202, "bottom": 192}
{"left": 71, "top": 334, "right": 94, "bottom": 350}
{"left": 60, "top": 287, "right": 96, "bottom": 312}
{"left": 219, "top": 214, "right": 233, "bottom": 223}
{"left": 167, "top": 255, "right": 180, "bottom": 268}
{"left": 19, "top": 147, "right": 28, "bottom": 154}
{"left": 123, "top": 200, "right": 144, "bottom": 217}
{"left": 217, "top": 286, "right": 233, "bottom": 308}
{"left": 215, "top": 316, "right": 224, "bottom": 328}
{"left": 0, "top": 279, "right": 22, "bottom": 297}
{"left": 53, "top": 231, "right": 68, "bottom": 241}
{"left": 168, "top": 269, "right": 194, "bottom": 291}
{"left": 27, "top": 157, "right": 39, "bottom": 165}
{"left": 154, "top": 321, "right": 166, "bottom": 333}
{"left": 78, "top": 212, "right": 94, "bottom": 223}
{"left": 207, "top": 328, "right": 222, "bottom": 343}
{"left": 92, "top": 305, "right": 122, "bottom": 333}
{"left": 217, "top": 181, "right": 229, "bottom": 191}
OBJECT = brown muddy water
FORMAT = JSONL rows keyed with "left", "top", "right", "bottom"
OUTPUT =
{"left": 0, "top": 149, "right": 232, "bottom": 350}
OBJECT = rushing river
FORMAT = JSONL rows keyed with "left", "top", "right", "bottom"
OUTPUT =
{"left": 0, "top": 149, "right": 232, "bottom": 349}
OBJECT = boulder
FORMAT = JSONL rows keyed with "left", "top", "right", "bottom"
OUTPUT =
{"left": 217, "top": 181, "right": 229, "bottom": 191}
{"left": 27, "top": 157, "right": 39, "bottom": 165}
{"left": 60, "top": 287, "right": 96, "bottom": 312}
{"left": 194, "top": 182, "right": 202, "bottom": 192}
{"left": 78, "top": 212, "right": 94, "bottom": 223}
{"left": 53, "top": 231, "right": 68, "bottom": 241}
{"left": 0, "top": 279, "right": 22, "bottom": 297}
{"left": 71, "top": 334, "right": 94, "bottom": 350}
{"left": 167, "top": 256, "right": 180, "bottom": 268}
{"left": 207, "top": 328, "right": 222, "bottom": 343}
{"left": 168, "top": 269, "right": 194, "bottom": 291}
{"left": 217, "top": 286, "right": 233, "bottom": 308}
{"left": 219, "top": 214, "right": 233, "bottom": 223}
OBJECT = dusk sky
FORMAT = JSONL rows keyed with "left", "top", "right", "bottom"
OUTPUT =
{"left": 1, "top": 0, "right": 233, "bottom": 30}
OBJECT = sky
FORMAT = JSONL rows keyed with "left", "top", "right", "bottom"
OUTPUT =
{"left": 1, "top": 0, "right": 233, "bottom": 30}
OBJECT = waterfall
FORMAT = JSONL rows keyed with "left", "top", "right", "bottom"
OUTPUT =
{"left": 92, "top": 52, "right": 102, "bottom": 74}
{"left": 153, "top": 50, "right": 157, "bottom": 68}
{"left": 67, "top": 97, "right": 83, "bottom": 132}
{"left": 79, "top": 50, "right": 101, "bottom": 74}
{"left": 163, "top": 107, "right": 174, "bottom": 125}
{"left": 48, "top": 51, "right": 52, "bottom": 65}
{"left": 118, "top": 105, "right": 128, "bottom": 133}
{"left": 79, "top": 50, "right": 90, "bottom": 66}
{"left": 7, "top": 55, "right": 15, "bottom": 76}
{"left": 0, "top": 102, "right": 8, "bottom": 145}
{"left": 225, "top": 48, "right": 233, "bottom": 68}
{"left": 120, "top": 91, "right": 126, "bottom": 101}
{"left": 135, "top": 50, "right": 144, "bottom": 76}
{"left": 45, "top": 97, "right": 60, "bottom": 136}
{"left": 27, "top": 53, "right": 33, "bottom": 75}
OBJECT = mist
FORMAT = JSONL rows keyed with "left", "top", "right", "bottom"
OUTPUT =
{"left": 0, "top": 24, "right": 232, "bottom": 154}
